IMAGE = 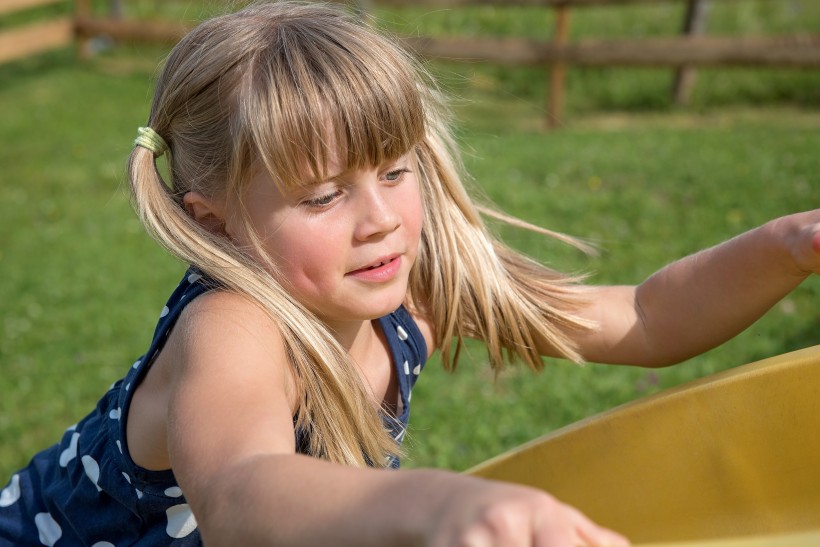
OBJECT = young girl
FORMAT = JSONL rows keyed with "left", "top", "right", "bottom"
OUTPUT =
{"left": 2, "top": 1, "right": 818, "bottom": 545}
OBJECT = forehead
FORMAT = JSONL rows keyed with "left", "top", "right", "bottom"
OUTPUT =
{"left": 236, "top": 15, "right": 428, "bottom": 193}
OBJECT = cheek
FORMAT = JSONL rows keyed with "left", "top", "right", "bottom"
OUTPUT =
{"left": 401, "top": 178, "right": 425, "bottom": 237}
{"left": 407, "top": 202, "right": 423, "bottom": 247}
{"left": 265, "top": 225, "right": 343, "bottom": 293}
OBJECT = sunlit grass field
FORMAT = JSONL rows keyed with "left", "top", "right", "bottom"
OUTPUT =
{"left": 1, "top": 1, "right": 818, "bottom": 479}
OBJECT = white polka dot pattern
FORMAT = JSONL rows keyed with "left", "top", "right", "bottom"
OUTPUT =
{"left": 81, "top": 456, "right": 102, "bottom": 492}
{"left": 166, "top": 504, "right": 198, "bottom": 539}
{"left": 164, "top": 486, "right": 183, "bottom": 498}
{"left": 0, "top": 475, "right": 21, "bottom": 508}
{"left": 58, "top": 433, "right": 80, "bottom": 467}
{"left": 0, "top": 269, "right": 215, "bottom": 545}
{"left": 34, "top": 512, "right": 61, "bottom": 546}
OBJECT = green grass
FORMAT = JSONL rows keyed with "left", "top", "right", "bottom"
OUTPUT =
{"left": 407, "top": 116, "right": 820, "bottom": 470}
{"left": 1, "top": 2, "right": 819, "bottom": 478}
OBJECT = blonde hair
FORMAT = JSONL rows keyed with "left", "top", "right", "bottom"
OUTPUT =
{"left": 128, "top": 1, "right": 593, "bottom": 467}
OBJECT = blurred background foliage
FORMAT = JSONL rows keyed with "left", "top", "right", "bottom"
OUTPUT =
{"left": 0, "top": 0, "right": 818, "bottom": 477}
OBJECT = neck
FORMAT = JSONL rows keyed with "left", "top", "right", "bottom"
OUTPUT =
{"left": 323, "top": 318, "right": 377, "bottom": 358}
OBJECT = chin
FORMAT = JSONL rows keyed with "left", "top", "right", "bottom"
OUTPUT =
{"left": 364, "top": 297, "right": 407, "bottom": 319}
{"left": 357, "top": 288, "right": 409, "bottom": 320}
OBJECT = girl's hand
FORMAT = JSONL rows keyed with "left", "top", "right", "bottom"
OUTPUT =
{"left": 781, "top": 209, "right": 820, "bottom": 276}
{"left": 427, "top": 476, "right": 630, "bottom": 547}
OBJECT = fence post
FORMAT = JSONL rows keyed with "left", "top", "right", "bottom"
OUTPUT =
{"left": 547, "top": 3, "right": 571, "bottom": 129}
{"left": 74, "top": 0, "right": 93, "bottom": 59}
{"left": 672, "top": 0, "right": 710, "bottom": 105}
{"left": 110, "top": 0, "right": 122, "bottom": 19}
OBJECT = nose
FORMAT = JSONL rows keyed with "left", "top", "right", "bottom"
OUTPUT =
{"left": 353, "top": 184, "right": 402, "bottom": 241}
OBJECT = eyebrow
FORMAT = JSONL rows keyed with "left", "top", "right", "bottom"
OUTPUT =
{"left": 309, "top": 167, "right": 350, "bottom": 186}
{"left": 309, "top": 154, "right": 411, "bottom": 185}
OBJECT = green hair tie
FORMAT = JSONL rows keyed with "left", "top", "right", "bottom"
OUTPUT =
{"left": 134, "top": 126, "right": 169, "bottom": 157}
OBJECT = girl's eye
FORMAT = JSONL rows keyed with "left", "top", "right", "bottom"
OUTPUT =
{"left": 384, "top": 168, "right": 410, "bottom": 182}
{"left": 302, "top": 189, "right": 342, "bottom": 209}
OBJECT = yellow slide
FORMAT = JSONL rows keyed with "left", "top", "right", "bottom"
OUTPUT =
{"left": 468, "top": 346, "right": 820, "bottom": 546}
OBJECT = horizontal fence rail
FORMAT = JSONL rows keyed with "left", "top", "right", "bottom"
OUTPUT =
{"left": 0, "top": 17, "right": 73, "bottom": 65}
{"left": 2, "top": 0, "right": 818, "bottom": 127}
{"left": 346, "top": 0, "right": 746, "bottom": 7}
{"left": 0, "top": 0, "right": 66, "bottom": 16}
{"left": 360, "top": 0, "right": 820, "bottom": 127}
{"left": 0, "top": 0, "right": 72, "bottom": 64}
{"left": 400, "top": 34, "right": 820, "bottom": 67}
{"left": 73, "top": 15, "right": 188, "bottom": 46}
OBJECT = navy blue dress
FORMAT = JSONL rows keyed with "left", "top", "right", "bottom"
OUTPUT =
{"left": 0, "top": 269, "right": 427, "bottom": 546}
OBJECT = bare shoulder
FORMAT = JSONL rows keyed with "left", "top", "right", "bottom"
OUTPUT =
{"left": 166, "top": 290, "right": 299, "bottom": 478}
{"left": 172, "top": 289, "right": 296, "bottom": 403}
{"left": 179, "top": 289, "right": 280, "bottom": 342}
{"left": 126, "top": 289, "right": 296, "bottom": 471}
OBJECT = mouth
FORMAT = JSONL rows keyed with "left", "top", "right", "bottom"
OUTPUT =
{"left": 364, "top": 258, "right": 394, "bottom": 270}
{"left": 347, "top": 254, "right": 402, "bottom": 280}
{"left": 349, "top": 254, "right": 399, "bottom": 273}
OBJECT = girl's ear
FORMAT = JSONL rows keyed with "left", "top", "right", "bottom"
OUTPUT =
{"left": 183, "top": 191, "right": 228, "bottom": 235}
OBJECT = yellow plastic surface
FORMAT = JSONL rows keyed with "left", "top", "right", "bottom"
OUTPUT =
{"left": 468, "top": 345, "right": 820, "bottom": 546}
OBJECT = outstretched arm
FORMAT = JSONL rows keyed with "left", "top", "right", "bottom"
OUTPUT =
{"left": 568, "top": 209, "right": 820, "bottom": 366}
{"left": 166, "top": 292, "right": 627, "bottom": 546}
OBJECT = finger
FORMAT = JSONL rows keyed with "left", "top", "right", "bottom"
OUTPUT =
{"left": 559, "top": 503, "right": 630, "bottom": 547}
{"left": 811, "top": 228, "right": 820, "bottom": 254}
{"left": 576, "top": 524, "right": 631, "bottom": 546}
{"left": 530, "top": 503, "right": 603, "bottom": 547}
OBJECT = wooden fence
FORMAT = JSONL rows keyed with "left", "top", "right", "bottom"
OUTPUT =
{"left": 72, "top": 0, "right": 188, "bottom": 58}
{"left": 370, "top": 0, "right": 820, "bottom": 127}
{"left": 0, "top": 0, "right": 73, "bottom": 64}
{"left": 2, "top": 0, "right": 819, "bottom": 127}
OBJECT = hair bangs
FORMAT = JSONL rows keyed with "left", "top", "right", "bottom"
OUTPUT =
{"left": 240, "top": 9, "right": 427, "bottom": 191}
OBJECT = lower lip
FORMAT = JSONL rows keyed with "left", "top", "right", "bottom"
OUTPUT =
{"left": 347, "top": 256, "right": 402, "bottom": 282}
